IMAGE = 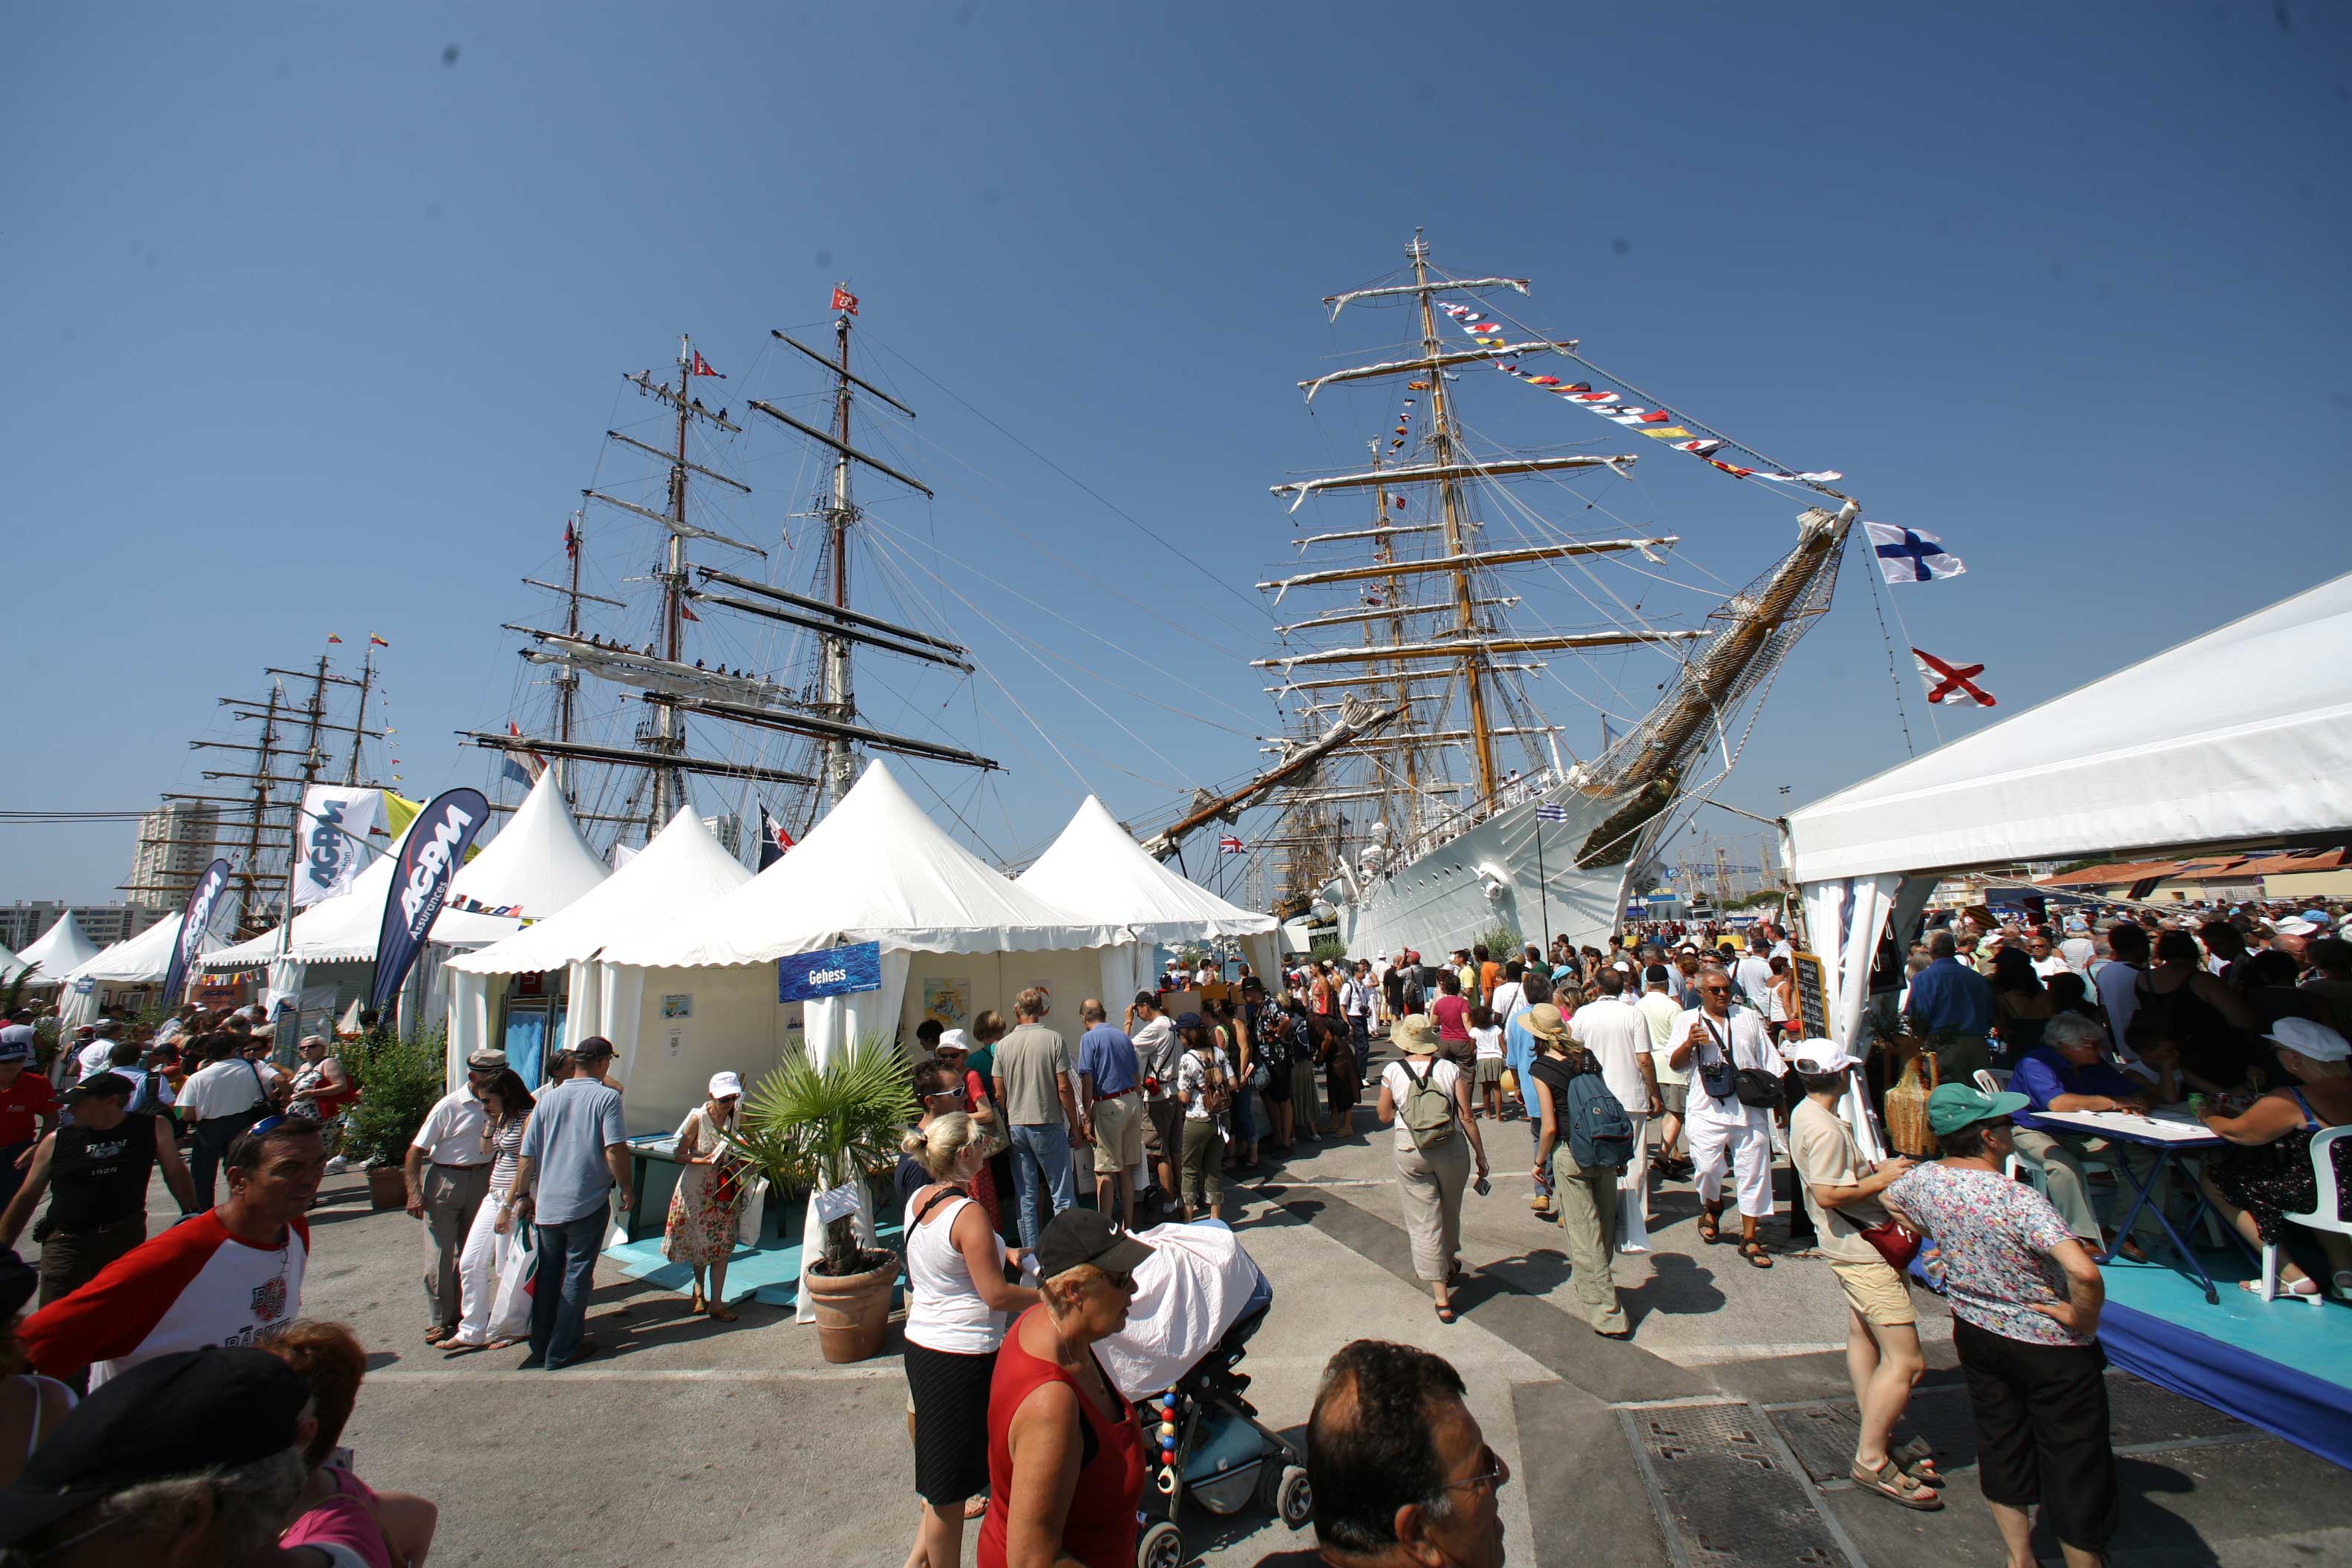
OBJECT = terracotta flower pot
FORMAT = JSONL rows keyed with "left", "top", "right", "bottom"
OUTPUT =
{"left": 368, "top": 1166, "right": 408, "bottom": 1211}
{"left": 803, "top": 1252, "right": 897, "bottom": 1363}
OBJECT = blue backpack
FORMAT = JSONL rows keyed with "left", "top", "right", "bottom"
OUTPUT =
{"left": 1563, "top": 1070, "right": 1636, "bottom": 1172}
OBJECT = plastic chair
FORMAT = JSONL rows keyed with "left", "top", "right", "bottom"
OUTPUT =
{"left": 2259, "top": 1126, "right": 2352, "bottom": 1302}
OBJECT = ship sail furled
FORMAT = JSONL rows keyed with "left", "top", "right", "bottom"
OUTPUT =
{"left": 1228, "top": 233, "right": 1861, "bottom": 959}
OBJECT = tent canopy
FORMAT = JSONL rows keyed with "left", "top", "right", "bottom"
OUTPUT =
{"left": 448, "top": 807, "right": 751, "bottom": 976}
{"left": 17, "top": 914, "right": 102, "bottom": 981}
{"left": 205, "top": 775, "right": 612, "bottom": 967}
{"left": 64, "top": 912, "right": 212, "bottom": 985}
{"left": 0, "top": 941, "right": 24, "bottom": 986}
{"left": 630, "top": 759, "right": 1123, "bottom": 967}
{"left": 1017, "top": 796, "right": 1276, "bottom": 944}
{"left": 1785, "top": 572, "right": 2352, "bottom": 886}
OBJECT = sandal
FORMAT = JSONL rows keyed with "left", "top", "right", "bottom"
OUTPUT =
{"left": 1890, "top": 1436, "right": 1939, "bottom": 1482}
{"left": 1851, "top": 1456, "right": 1943, "bottom": 1510}
{"left": 1739, "top": 1241, "right": 1774, "bottom": 1269}
{"left": 1696, "top": 1216, "right": 1721, "bottom": 1246}
{"left": 1434, "top": 1301, "right": 1457, "bottom": 1324}
{"left": 423, "top": 1326, "right": 451, "bottom": 1345}
{"left": 963, "top": 1494, "right": 988, "bottom": 1520}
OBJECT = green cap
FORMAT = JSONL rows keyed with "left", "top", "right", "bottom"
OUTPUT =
{"left": 1925, "top": 1081, "right": 2029, "bottom": 1136}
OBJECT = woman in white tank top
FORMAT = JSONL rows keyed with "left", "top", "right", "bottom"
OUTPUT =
{"left": 901, "top": 1112, "right": 1038, "bottom": 1568}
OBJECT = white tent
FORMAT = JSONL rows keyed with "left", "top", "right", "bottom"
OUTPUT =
{"left": 607, "top": 759, "right": 1128, "bottom": 1322}
{"left": 442, "top": 808, "right": 751, "bottom": 1082}
{"left": 1016, "top": 795, "right": 1281, "bottom": 996}
{"left": 16, "top": 915, "right": 101, "bottom": 987}
{"left": 1785, "top": 572, "right": 2352, "bottom": 1056}
{"left": 56, "top": 912, "right": 215, "bottom": 1028}
{"left": 0, "top": 941, "right": 24, "bottom": 987}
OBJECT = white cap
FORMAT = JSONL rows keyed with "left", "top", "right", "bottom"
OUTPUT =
{"left": 2266, "top": 1017, "right": 2351, "bottom": 1063}
{"left": 708, "top": 1071, "right": 744, "bottom": 1099}
{"left": 935, "top": 1028, "right": 971, "bottom": 1053}
{"left": 1777, "top": 1039, "right": 1863, "bottom": 1074}
{"left": 2274, "top": 918, "right": 2321, "bottom": 937}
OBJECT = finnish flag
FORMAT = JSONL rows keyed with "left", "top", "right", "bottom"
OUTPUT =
{"left": 1865, "top": 522, "right": 1966, "bottom": 584}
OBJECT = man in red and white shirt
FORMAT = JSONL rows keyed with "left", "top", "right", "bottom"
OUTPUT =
{"left": 20, "top": 1114, "right": 324, "bottom": 1388}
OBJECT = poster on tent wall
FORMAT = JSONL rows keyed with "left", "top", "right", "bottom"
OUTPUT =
{"left": 294, "top": 785, "right": 384, "bottom": 906}
{"left": 163, "top": 858, "right": 234, "bottom": 1007}
{"left": 368, "top": 788, "right": 490, "bottom": 1015}
{"left": 777, "top": 941, "right": 883, "bottom": 1004}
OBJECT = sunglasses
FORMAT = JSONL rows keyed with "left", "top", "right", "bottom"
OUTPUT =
{"left": 1098, "top": 1269, "right": 1136, "bottom": 1293}
{"left": 1440, "top": 1444, "right": 1511, "bottom": 1496}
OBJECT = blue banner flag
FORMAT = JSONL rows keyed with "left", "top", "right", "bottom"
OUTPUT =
{"left": 163, "top": 858, "right": 234, "bottom": 1007}
{"left": 777, "top": 940, "right": 883, "bottom": 1004}
{"left": 369, "top": 788, "right": 491, "bottom": 1014}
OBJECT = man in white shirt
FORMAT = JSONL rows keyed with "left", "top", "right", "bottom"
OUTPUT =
{"left": 1669, "top": 966, "right": 1784, "bottom": 1267}
{"left": 1571, "top": 967, "right": 1661, "bottom": 1250}
{"left": 1732, "top": 940, "right": 1775, "bottom": 1011}
{"left": 74, "top": 1025, "right": 115, "bottom": 1081}
{"left": 1127, "top": 994, "right": 1182, "bottom": 1213}
{"left": 404, "top": 1048, "right": 503, "bottom": 1345}
{"left": 177, "top": 1036, "right": 274, "bottom": 1209}
{"left": 1342, "top": 961, "right": 1378, "bottom": 1084}
{"left": 2027, "top": 929, "right": 2077, "bottom": 983}
{"left": 1486, "top": 962, "right": 1528, "bottom": 1034}
{"left": 1636, "top": 964, "right": 1690, "bottom": 1177}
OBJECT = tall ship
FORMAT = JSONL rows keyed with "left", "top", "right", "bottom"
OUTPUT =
{"left": 1198, "top": 234, "right": 1861, "bottom": 958}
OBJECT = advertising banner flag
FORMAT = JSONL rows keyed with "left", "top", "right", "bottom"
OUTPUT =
{"left": 369, "top": 788, "right": 491, "bottom": 1013}
{"left": 777, "top": 940, "right": 883, "bottom": 1004}
{"left": 163, "top": 858, "right": 234, "bottom": 1007}
{"left": 293, "top": 785, "right": 384, "bottom": 906}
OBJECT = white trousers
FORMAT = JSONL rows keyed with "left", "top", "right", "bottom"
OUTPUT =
{"left": 449, "top": 1180, "right": 532, "bottom": 1347}
{"left": 1618, "top": 1113, "right": 1653, "bottom": 1250}
{"left": 1688, "top": 1111, "right": 1774, "bottom": 1220}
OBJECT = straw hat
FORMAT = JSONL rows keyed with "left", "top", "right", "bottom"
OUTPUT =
{"left": 1523, "top": 1003, "right": 1568, "bottom": 1042}
{"left": 1392, "top": 1014, "right": 1441, "bottom": 1055}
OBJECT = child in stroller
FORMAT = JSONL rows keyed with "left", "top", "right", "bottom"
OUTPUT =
{"left": 1094, "top": 1218, "right": 1310, "bottom": 1568}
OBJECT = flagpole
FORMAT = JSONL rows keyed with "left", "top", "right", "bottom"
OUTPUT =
{"left": 1533, "top": 809, "right": 1551, "bottom": 958}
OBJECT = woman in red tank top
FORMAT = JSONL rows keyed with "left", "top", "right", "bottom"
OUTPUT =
{"left": 977, "top": 1212, "right": 1152, "bottom": 1568}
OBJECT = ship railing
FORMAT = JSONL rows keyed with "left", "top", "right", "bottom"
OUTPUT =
{"left": 1395, "top": 767, "right": 1558, "bottom": 866}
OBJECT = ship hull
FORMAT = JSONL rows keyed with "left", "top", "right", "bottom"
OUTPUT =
{"left": 1336, "top": 784, "right": 1645, "bottom": 961}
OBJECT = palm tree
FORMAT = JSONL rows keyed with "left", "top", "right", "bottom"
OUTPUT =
{"left": 724, "top": 1035, "right": 916, "bottom": 1276}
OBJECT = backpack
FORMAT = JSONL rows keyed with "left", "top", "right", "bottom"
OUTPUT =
{"left": 1399, "top": 1059, "right": 1458, "bottom": 1152}
{"left": 123, "top": 1069, "right": 165, "bottom": 1118}
{"left": 1190, "top": 1050, "right": 1232, "bottom": 1117}
{"left": 1563, "top": 1070, "right": 1636, "bottom": 1172}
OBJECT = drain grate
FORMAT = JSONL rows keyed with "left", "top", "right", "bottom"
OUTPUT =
{"left": 1624, "top": 1402, "right": 1861, "bottom": 1568}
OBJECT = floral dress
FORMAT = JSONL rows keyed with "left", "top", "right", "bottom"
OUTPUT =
{"left": 663, "top": 1105, "right": 749, "bottom": 1267}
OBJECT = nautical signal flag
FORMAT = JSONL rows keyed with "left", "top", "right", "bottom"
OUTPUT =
{"left": 1218, "top": 835, "right": 1245, "bottom": 855}
{"left": 326, "top": 634, "right": 344, "bottom": 644}
{"left": 1866, "top": 523, "right": 1966, "bottom": 584}
{"left": 1535, "top": 803, "right": 1569, "bottom": 823}
{"left": 831, "top": 285, "right": 859, "bottom": 315}
{"left": 690, "top": 350, "right": 724, "bottom": 378}
{"left": 369, "top": 635, "right": 390, "bottom": 647}
{"left": 757, "top": 803, "right": 795, "bottom": 869}
{"left": 564, "top": 520, "right": 578, "bottom": 560}
{"left": 1912, "top": 647, "right": 1996, "bottom": 708}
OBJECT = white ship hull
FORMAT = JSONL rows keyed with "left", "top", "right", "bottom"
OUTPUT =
{"left": 1335, "top": 782, "right": 1647, "bottom": 961}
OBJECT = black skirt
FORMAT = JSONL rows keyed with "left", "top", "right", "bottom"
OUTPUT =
{"left": 905, "top": 1339, "right": 999, "bottom": 1503}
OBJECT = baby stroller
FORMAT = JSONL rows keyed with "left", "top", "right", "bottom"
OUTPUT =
{"left": 1097, "top": 1221, "right": 1310, "bottom": 1568}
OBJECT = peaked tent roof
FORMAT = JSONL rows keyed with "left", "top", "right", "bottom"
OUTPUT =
{"left": 203, "top": 776, "right": 612, "bottom": 967}
{"left": 65, "top": 912, "right": 215, "bottom": 984}
{"left": 0, "top": 941, "right": 22, "bottom": 984}
{"left": 1017, "top": 796, "right": 1277, "bottom": 944}
{"left": 1786, "top": 572, "right": 2352, "bottom": 885}
{"left": 628, "top": 759, "right": 1124, "bottom": 967}
{"left": 450, "top": 807, "right": 752, "bottom": 975}
{"left": 18, "top": 914, "right": 102, "bottom": 981}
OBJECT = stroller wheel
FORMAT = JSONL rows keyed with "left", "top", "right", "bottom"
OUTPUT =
{"left": 1275, "top": 1464, "right": 1313, "bottom": 1530}
{"left": 1137, "top": 1518, "right": 1186, "bottom": 1568}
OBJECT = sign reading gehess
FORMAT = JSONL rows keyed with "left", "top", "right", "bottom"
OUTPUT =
{"left": 294, "top": 785, "right": 385, "bottom": 906}
{"left": 777, "top": 941, "right": 883, "bottom": 1003}
{"left": 370, "top": 788, "right": 491, "bottom": 1014}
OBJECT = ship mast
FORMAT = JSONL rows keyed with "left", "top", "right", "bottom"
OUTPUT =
{"left": 822, "top": 307, "right": 858, "bottom": 806}
{"left": 652, "top": 343, "right": 694, "bottom": 833}
{"left": 1408, "top": 233, "right": 1500, "bottom": 807}
{"left": 1369, "top": 446, "right": 1421, "bottom": 842}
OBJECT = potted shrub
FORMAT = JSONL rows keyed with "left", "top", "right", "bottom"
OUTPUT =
{"left": 723, "top": 1035, "right": 915, "bottom": 1362}
{"left": 342, "top": 1028, "right": 448, "bottom": 1209}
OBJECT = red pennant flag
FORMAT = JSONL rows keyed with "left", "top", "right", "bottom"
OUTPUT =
{"left": 831, "top": 285, "right": 859, "bottom": 315}
{"left": 680, "top": 601, "right": 700, "bottom": 623}
{"left": 563, "top": 521, "right": 578, "bottom": 559}
{"left": 690, "top": 350, "right": 724, "bottom": 377}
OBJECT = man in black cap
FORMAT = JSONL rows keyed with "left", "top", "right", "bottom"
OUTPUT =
{"left": 0, "top": 1345, "right": 347, "bottom": 1565}
{"left": 0, "top": 1071, "right": 195, "bottom": 1307}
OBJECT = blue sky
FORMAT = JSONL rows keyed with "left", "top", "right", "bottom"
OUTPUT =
{"left": 4, "top": 3, "right": 2346, "bottom": 904}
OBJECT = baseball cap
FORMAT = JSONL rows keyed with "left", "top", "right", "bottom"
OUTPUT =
{"left": 2266, "top": 1017, "right": 2351, "bottom": 1063}
{"left": 1033, "top": 1208, "right": 1153, "bottom": 1283}
{"left": 1778, "top": 1039, "right": 1861, "bottom": 1074}
{"left": 708, "top": 1071, "right": 744, "bottom": 1099}
{"left": 0, "top": 1347, "right": 310, "bottom": 1546}
{"left": 2275, "top": 918, "right": 2321, "bottom": 937}
{"left": 1175, "top": 1011, "right": 1206, "bottom": 1030}
{"left": 0, "top": 1031, "right": 30, "bottom": 1065}
{"left": 572, "top": 1035, "right": 615, "bottom": 1059}
{"left": 59, "top": 1072, "right": 133, "bottom": 1105}
{"left": 1925, "top": 1081, "right": 2028, "bottom": 1136}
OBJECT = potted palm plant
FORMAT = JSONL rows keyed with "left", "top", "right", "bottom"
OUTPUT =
{"left": 724, "top": 1034, "right": 916, "bottom": 1362}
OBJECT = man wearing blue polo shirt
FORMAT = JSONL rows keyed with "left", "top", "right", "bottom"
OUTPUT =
{"left": 1076, "top": 999, "right": 1143, "bottom": 1231}
{"left": 1903, "top": 930, "right": 1996, "bottom": 1081}
{"left": 2007, "top": 1011, "right": 2170, "bottom": 1252}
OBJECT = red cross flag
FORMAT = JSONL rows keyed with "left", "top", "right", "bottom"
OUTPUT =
{"left": 1912, "top": 647, "right": 1996, "bottom": 708}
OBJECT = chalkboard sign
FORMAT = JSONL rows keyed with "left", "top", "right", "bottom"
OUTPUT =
{"left": 1788, "top": 950, "right": 1831, "bottom": 1042}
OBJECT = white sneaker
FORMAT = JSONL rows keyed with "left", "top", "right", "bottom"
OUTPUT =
{"left": 324, "top": 1155, "right": 349, "bottom": 1174}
